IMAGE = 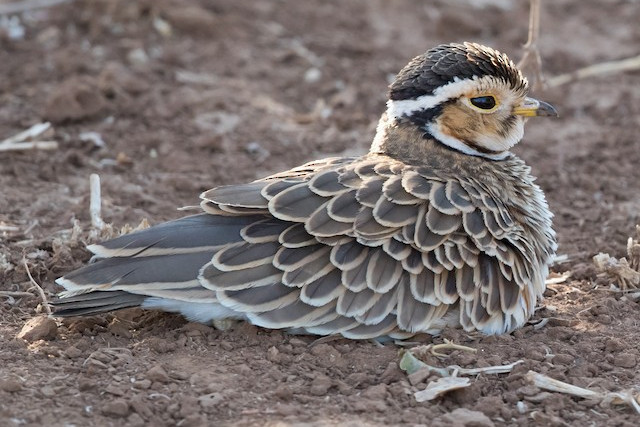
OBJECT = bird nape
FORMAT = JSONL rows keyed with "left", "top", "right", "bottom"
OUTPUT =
{"left": 52, "top": 42, "right": 558, "bottom": 340}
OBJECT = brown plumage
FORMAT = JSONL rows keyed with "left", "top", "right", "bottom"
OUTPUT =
{"left": 53, "top": 42, "right": 557, "bottom": 339}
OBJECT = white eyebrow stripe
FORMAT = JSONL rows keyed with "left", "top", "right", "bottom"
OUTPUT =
{"left": 386, "top": 75, "right": 501, "bottom": 120}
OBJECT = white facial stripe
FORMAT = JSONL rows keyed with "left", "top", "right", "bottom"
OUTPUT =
{"left": 387, "top": 75, "right": 501, "bottom": 120}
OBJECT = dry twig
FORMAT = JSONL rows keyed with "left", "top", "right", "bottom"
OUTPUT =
{"left": 23, "top": 259, "right": 51, "bottom": 315}
{"left": 517, "top": 0, "right": 545, "bottom": 88}
{"left": 593, "top": 232, "right": 640, "bottom": 291}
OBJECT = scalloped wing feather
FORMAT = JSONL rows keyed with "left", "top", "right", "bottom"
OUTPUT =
{"left": 55, "top": 153, "right": 555, "bottom": 339}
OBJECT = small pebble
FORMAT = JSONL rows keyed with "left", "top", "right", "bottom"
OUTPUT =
{"left": 0, "top": 378, "right": 23, "bottom": 392}
{"left": 127, "top": 48, "right": 149, "bottom": 66}
{"left": 133, "top": 379, "right": 151, "bottom": 390}
{"left": 407, "top": 368, "right": 432, "bottom": 386}
{"left": 145, "top": 365, "right": 170, "bottom": 383}
{"left": 198, "top": 392, "right": 223, "bottom": 408}
{"left": 613, "top": 353, "right": 637, "bottom": 368}
{"left": 40, "top": 386, "right": 56, "bottom": 397}
{"left": 17, "top": 316, "right": 58, "bottom": 342}
{"left": 64, "top": 346, "right": 83, "bottom": 359}
{"left": 310, "top": 375, "right": 332, "bottom": 396}
{"left": 288, "top": 338, "right": 307, "bottom": 347}
{"left": 552, "top": 353, "right": 575, "bottom": 365}
{"left": 362, "top": 384, "right": 387, "bottom": 400}
{"left": 102, "top": 399, "right": 130, "bottom": 417}
{"left": 181, "top": 414, "right": 207, "bottom": 427}
{"left": 516, "top": 385, "right": 540, "bottom": 397}
{"left": 267, "top": 346, "right": 280, "bottom": 363}
{"left": 438, "top": 408, "right": 495, "bottom": 427}
{"left": 127, "top": 413, "right": 145, "bottom": 427}
{"left": 304, "top": 67, "right": 322, "bottom": 83}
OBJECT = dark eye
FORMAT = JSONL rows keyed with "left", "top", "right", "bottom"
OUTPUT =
{"left": 470, "top": 96, "right": 496, "bottom": 110}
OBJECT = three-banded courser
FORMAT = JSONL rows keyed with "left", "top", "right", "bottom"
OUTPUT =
{"left": 53, "top": 42, "right": 558, "bottom": 340}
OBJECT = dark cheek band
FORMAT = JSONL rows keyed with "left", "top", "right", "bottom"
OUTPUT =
{"left": 461, "top": 139, "right": 503, "bottom": 155}
{"left": 498, "top": 115, "right": 517, "bottom": 138}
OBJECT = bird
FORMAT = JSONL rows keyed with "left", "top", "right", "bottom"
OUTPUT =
{"left": 52, "top": 42, "right": 558, "bottom": 340}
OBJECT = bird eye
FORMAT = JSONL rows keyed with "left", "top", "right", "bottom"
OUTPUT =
{"left": 470, "top": 96, "right": 496, "bottom": 110}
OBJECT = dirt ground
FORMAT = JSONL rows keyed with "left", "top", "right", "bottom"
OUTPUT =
{"left": 0, "top": 0, "right": 639, "bottom": 425}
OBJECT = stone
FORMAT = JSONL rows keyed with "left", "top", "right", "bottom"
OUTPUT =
{"left": 362, "top": 384, "right": 387, "bottom": 400}
{"left": 310, "top": 375, "right": 332, "bottom": 396}
{"left": 613, "top": 353, "right": 637, "bottom": 368}
{"left": 267, "top": 346, "right": 281, "bottom": 363}
{"left": 437, "top": 408, "right": 495, "bottom": 427}
{"left": 102, "top": 399, "right": 130, "bottom": 417}
{"left": 145, "top": 365, "right": 170, "bottom": 383}
{"left": 0, "top": 378, "right": 23, "bottom": 392}
{"left": 198, "top": 392, "right": 223, "bottom": 408}
{"left": 17, "top": 316, "right": 58, "bottom": 342}
{"left": 64, "top": 346, "right": 82, "bottom": 358}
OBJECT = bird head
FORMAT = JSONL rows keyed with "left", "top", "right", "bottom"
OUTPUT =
{"left": 375, "top": 42, "right": 557, "bottom": 160}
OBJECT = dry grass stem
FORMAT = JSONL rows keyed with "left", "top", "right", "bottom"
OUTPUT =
{"left": 400, "top": 350, "right": 523, "bottom": 402}
{"left": 400, "top": 350, "right": 522, "bottom": 377}
{"left": 0, "top": 122, "right": 58, "bottom": 151}
{"left": 22, "top": 259, "right": 51, "bottom": 315}
{"left": 452, "top": 359, "right": 523, "bottom": 376}
{"left": 0, "top": 291, "right": 34, "bottom": 297}
{"left": 0, "top": 224, "right": 20, "bottom": 232}
{"left": 545, "top": 271, "right": 572, "bottom": 286}
{"left": 526, "top": 371, "right": 640, "bottom": 413}
{"left": 429, "top": 338, "right": 477, "bottom": 357}
{"left": 0, "top": 0, "right": 74, "bottom": 15}
{"left": 414, "top": 377, "right": 470, "bottom": 402}
{"left": 550, "top": 254, "right": 569, "bottom": 265}
{"left": 89, "top": 174, "right": 106, "bottom": 231}
{"left": 547, "top": 56, "right": 640, "bottom": 88}
{"left": 1, "top": 122, "right": 50, "bottom": 144}
{"left": 0, "top": 141, "right": 58, "bottom": 151}
{"left": 532, "top": 318, "right": 549, "bottom": 330}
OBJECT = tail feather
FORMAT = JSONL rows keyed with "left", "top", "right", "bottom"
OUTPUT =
{"left": 52, "top": 213, "right": 262, "bottom": 316}
{"left": 58, "top": 251, "right": 215, "bottom": 288}
{"left": 90, "top": 213, "right": 262, "bottom": 257}
{"left": 51, "top": 290, "right": 146, "bottom": 317}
